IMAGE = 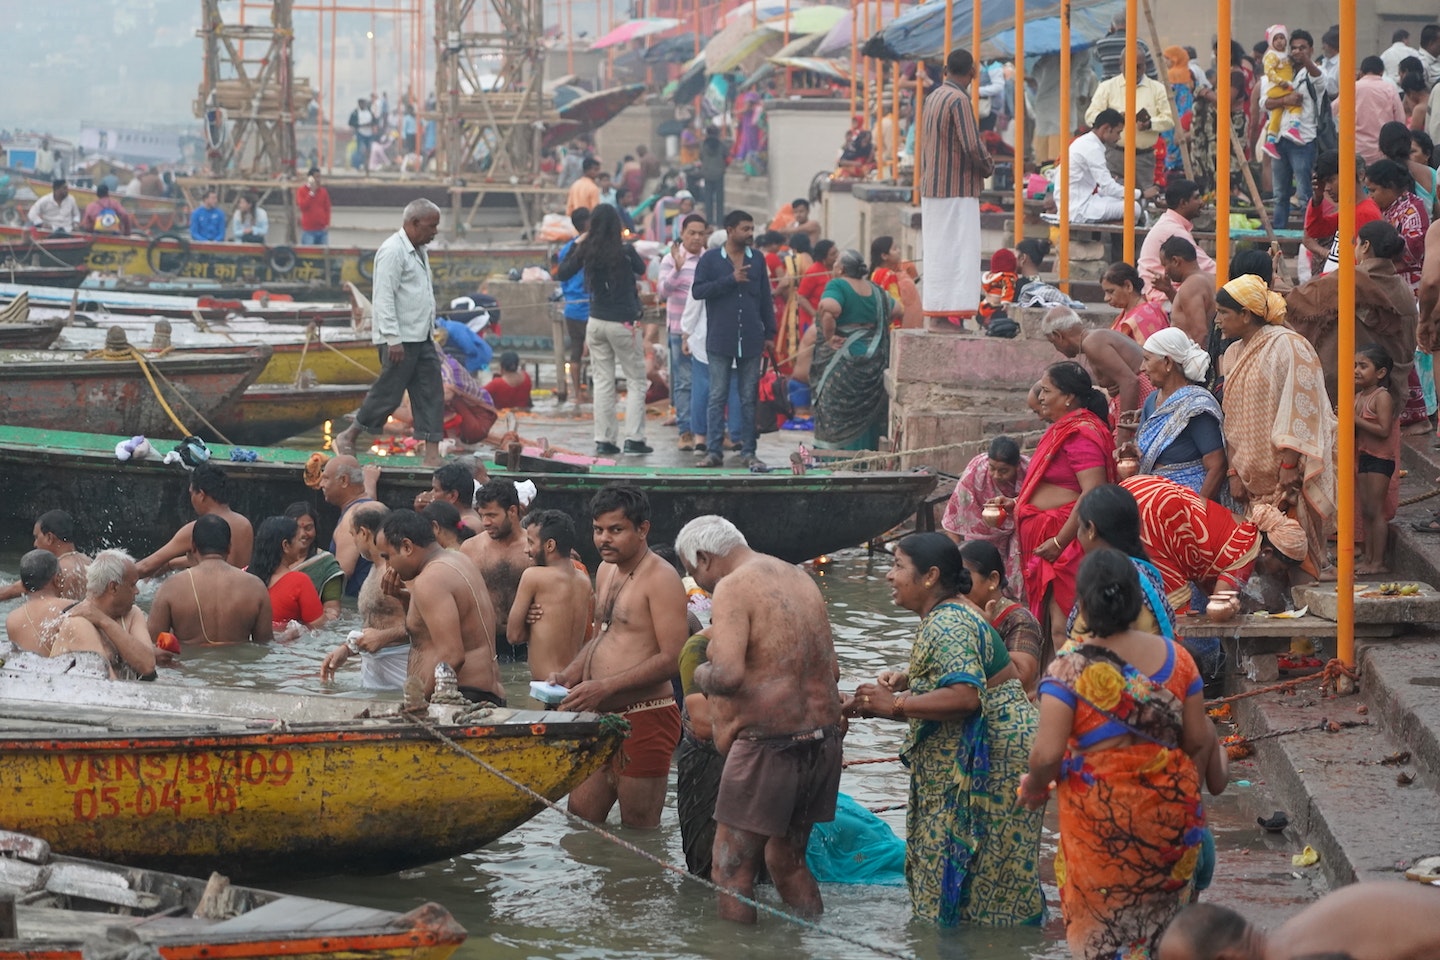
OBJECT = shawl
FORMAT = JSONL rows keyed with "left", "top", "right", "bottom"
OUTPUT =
{"left": 1382, "top": 192, "right": 1430, "bottom": 293}
{"left": 1017, "top": 409, "right": 1117, "bottom": 507}
{"left": 1222, "top": 275, "right": 1288, "bottom": 324}
{"left": 1136, "top": 385, "right": 1225, "bottom": 480}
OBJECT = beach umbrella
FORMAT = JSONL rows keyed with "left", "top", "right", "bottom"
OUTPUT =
{"left": 589, "top": 17, "right": 681, "bottom": 50}
{"left": 644, "top": 33, "right": 699, "bottom": 63}
{"left": 720, "top": 0, "right": 811, "bottom": 29}
{"left": 666, "top": 53, "right": 710, "bottom": 103}
{"left": 558, "top": 83, "right": 648, "bottom": 123}
{"left": 980, "top": 0, "right": 1124, "bottom": 57}
{"left": 862, "top": 0, "right": 1122, "bottom": 60}
{"left": 769, "top": 56, "right": 852, "bottom": 82}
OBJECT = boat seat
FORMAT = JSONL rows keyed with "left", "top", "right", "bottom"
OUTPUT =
{"left": 205, "top": 895, "right": 396, "bottom": 933}
{"left": 42, "top": 863, "right": 162, "bottom": 912}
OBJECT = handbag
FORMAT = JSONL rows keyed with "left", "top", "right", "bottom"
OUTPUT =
{"left": 755, "top": 351, "right": 794, "bottom": 434}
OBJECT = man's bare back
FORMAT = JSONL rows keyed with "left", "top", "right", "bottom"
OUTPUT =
{"left": 510, "top": 563, "right": 593, "bottom": 680}
{"left": 148, "top": 559, "right": 273, "bottom": 645}
{"left": 1170, "top": 273, "right": 1216, "bottom": 346}
{"left": 5, "top": 596, "right": 71, "bottom": 653}
{"left": 51, "top": 604, "right": 154, "bottom": 679}
{"left": 54, "top": 553, "right": 91, "bottom": 601}
{"left": 406, "top": 551, "right": 502, "bottom": 699}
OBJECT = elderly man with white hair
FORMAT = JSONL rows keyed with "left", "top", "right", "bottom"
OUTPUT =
{"left": 48, "top": 549, "right": 156, "bottom": 680}
{"left": 677, "top": 515, "right": 843, "bottom": 925}
{"left": 333, "top": 197, "right": 447, "bottom": 467}
{"left": 1038, "top": 305, "right": 1151, "bottom": 436}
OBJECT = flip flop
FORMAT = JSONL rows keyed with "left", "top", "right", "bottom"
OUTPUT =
{"left": 1405, "top": 855, "right": 1440, "bottom": 884}
{"left": 1410, "top": 520, "right": 1440, "bottom": 533}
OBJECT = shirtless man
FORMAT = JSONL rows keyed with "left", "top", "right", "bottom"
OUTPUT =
{"left": 377, "top": 509, "right": 503, "bottom": 702}
{"left": 1158, "top": 236, "right": 1217, "bottom": 346}
{"left": 320, "top": 504, "right": 411, "bottom": 689}
{"left": 148, "top": 515, "right": 273, "bottom": 646}
{"left": 1, "top": 510, "right": 91, "bottom": 602}
{"left": 678, "top": 515, "right": 842, "bottom": 923}
{"left": 317, "top": 455, "right": 377, "bottom": 597}
{"left": 4, "top": 550, "right": 71, "bottom": 653}
{"left": 1040, "top": 306, "right": 1147, "bottom": 432}
{"left": 508, "top": 510, "right": 593, "bottom": 681}
{"left": 1158, "top": 882, "right": 1440, "bottom": 960}
{"left": 547, "top": 484, "right": 687, "bottom": 829}
{"left": 49, "top": 550, "right": 157, "bottom": 680}
{"left": 416, "top": 462, "right": 484, "bottom": 530}
{"left": 137, "top": 464, "right": 254, "bottom": 577}
{"left": 461, "top": 479, "right": 529, "bottom": 656}
{"left": 784, "top": 198, "right": 822, "bottom": 245}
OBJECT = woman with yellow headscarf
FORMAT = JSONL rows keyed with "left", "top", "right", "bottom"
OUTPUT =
{"left": 1216, "top": 275, "right": 1337, "bottom": 575}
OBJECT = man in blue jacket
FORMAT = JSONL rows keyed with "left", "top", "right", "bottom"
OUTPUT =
{"left": 556, "top": 207, "right": 591, "bottom": 402}
{"left": 690, "top": 209, "right": 776, "bottom": 469}
{"left": 188, "top": 189, "right": 227, "bottom": 242}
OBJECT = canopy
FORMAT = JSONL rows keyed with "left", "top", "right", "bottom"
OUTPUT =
{"left": 720, "top": 0, "right": 811, "bottom": 29}
{"left": 765, "top": 5, "right": 849, "bottom": 36}
{"left": 861, "top": 0, "right": 1119, "bottom": 60}
{"left": 589, "top": 17, "right": 681, "bottom": 50}
{"left": 816, "top": 0, "right": 904, "bottom": 56}
{"left": 771, "top": 56, "right": 852, "bottom": 82}
{"left": 981, "top": 0, "right": 1124, "bottom": 57}
{"left": 644, "top": 33, "right": 700, "bottom": 63}
{"left": 704, "top": 19, "right": 782, "bottom": 72}
{"left": 557, "top": 83, "right": 648, "bottom": 123}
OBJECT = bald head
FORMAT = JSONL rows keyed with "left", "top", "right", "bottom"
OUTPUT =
{"left": 1157, "top": 903, "right": 1256, "bottom": 960}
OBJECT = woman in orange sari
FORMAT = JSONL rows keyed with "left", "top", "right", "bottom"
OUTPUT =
{"left": 991, "top": 362, "right": 1116, "bottom": 645}
{"left": 1103, "top": 262, "right": 1171, "bottom": 345}
{"left": 1021, "top": 549, "right": 1225, "bottom": 960}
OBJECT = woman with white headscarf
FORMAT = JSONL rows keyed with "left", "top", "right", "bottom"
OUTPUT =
{"left": 1130, "top": 327, "right": 1228, "bottom": 501}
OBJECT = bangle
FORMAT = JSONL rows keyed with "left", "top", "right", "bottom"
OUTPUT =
{"left": 893, "top": 693, "right": 911, "bottom": 720}
{"left": 1280, "top": 461, "right": 1298, "bottom": 470}
{"left": 1050, "top": 537, "right": 1063, "bottom": 551}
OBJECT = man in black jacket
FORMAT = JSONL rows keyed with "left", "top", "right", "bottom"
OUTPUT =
{"left": 690, "top": 209, "right": 776, "bottom": 469}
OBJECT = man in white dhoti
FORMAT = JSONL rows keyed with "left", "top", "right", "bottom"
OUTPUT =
{"left": 1067, "top": 109, "right": 1149, "bottom": 224}
{"left": 920, "top": 48, "right": 994, "bottom": 330}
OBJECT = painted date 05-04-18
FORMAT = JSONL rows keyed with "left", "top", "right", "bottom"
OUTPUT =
{"left": 57, "top": 750, "right": 295, "bottom": 821}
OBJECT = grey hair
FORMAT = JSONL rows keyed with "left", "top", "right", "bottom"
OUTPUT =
{"left": 838, "top": 249, "right": 867, "bottom": 279}
{"left": 19, "top": 549, "right": 59, "bottom": 593}
{"left": 337, "top": 460, "right": 364, "bottom": 484}
{"left": 402, "top": 198, "right": 441, "bottom": 223}
{"left": 86, "top": 549, "right": 135, "bottom": 597}
{"left": 675, "top": 515, "right": 749, "bottom": 568}
{"left": 1039, "top": 306, "right": 1084, "bottom": 337}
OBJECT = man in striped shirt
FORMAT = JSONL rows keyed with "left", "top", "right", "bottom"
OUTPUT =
{"left": 920, "top": 49, "right": 994, "bottom": 328}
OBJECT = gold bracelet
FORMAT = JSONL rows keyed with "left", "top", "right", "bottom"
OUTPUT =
{"left": 893, "top": 692, "right": 911, "bottom": 719}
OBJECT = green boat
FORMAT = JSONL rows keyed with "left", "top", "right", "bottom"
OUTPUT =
{"left": 0, "top": 427, "right": 936, "bottom": 565}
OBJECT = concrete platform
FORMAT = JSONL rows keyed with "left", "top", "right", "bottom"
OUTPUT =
{"left": 1294, "top": 582, "right": 1440, "bottom": 624}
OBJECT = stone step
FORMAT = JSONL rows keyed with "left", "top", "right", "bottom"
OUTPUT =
{"left": 1359, "top": 640, "right": 1440, "bottom": 789}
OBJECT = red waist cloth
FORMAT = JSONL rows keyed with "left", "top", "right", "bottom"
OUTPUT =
{"left": 1016, "top": 500, "right": 1084, "bottom": 620}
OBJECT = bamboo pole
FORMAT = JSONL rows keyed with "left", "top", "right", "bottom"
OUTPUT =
{"left": 1058, "top": 0, "right": 1070, "bottom": 292}
{"left": 1012, "top": 0, "right": 1024, "bottom": 244}
{"left": 1122, "top": 0, "right": 1137, "bottom": 263}
{"left": 1336, "top": 0, "right": 1356, "bottom": 664}
{"left": 1141, "top": 0, "right": 1194, "bottom": 180}
{"left": 1216, "top": 0, "right": 1231, "bottom": 278}
{"left": 912, "top": 69, "right": 924, "bottom": 205}
{"left": 850, "top": 0, "right": 860, "bottom": 120}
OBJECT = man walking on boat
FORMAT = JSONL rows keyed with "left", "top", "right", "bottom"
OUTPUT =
{"left": 333, "top": 199, "right": 447, "bottom": 468}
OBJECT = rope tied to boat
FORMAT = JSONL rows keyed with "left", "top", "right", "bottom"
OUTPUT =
{"left": 86, "top": 328, "right": 236, "bottom": 446}
{"left": 404, "top": 712, "right": 920, "bottom": 960}
{"left": 299, "top": 322, "right": 380, "bottom": 382}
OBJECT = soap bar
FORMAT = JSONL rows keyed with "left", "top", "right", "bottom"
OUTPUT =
{"left": 529, "top": 680, "right": 569, "bottom": 704}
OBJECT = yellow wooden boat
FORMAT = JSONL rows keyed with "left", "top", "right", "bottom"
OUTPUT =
{"left": 0, "top": 657, "right": 624, "bottom": 883}
{"left": 209, "top": 383, "right": 371, "bottom": 445}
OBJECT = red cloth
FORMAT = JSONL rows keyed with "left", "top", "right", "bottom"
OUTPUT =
{"left": 1121, "top": 475, "right": 1260, "bottom": 612}
{"left": 484, "top": 372, "right": 532, "bottom": 409}
{"left": 270, "top": 570, "right": 323, "bottom": 625}
{"left": 797, "top": 262, "right": 830, "bottom": 312}
{"left": 295, "top": 185, "right": 331, "bottom": 233}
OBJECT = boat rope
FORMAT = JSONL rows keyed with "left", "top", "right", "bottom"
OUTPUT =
{"left": 814, "top": 440, "right": 973, "bottom": 471}
{"left": 1225, "top": 717, "right": 1370, "bottom": 748}
{"left": 404, "top": 713, "right": 920, "bottom": 960}
{"left": 304, "top": 322, "right": 379, "bottom": 380}
{"left": 292, "top": 325, "right": 314, "bottom": 387}
{"left": 85, "top": 344, "right": 236, "bottom": 445}
{"left": 142, "top": 355, "right": 236, "bottom": 446}
{"left": 841, "top": 755, "right": 901, "bottom": 768}
{"left": 1204, "top": 658, "right": 1359, "bottom": 707}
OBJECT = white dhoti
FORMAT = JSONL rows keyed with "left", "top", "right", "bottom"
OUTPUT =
{"left": 360, "top": 643, "right": 411, "bottom": 690}
{"left": 920, "top": 196, "right": 982, "bottom": 315}
{"left": 1071, "top": 195, "right": 1145, "bottom": 225}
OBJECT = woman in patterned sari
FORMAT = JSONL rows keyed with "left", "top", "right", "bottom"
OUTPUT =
{"left": 941, "top": 435, "right": 1029, "bottom": 602}
{"left": 1131, "top": 328, "right": 1227, "bottom": 500}
{"left": 1022, "top": 549, "right": 1224, "bottom": 960}
{"left": 959, "top": 539, "right": 1043, "bottom": 695}
{"left": 1066, "top": 484, "right": 1177, "bottom": 645}
{"left": 1217, "top": 276, "right": 1338, "bottom": 574}
{"left": 1103, "top": 262, "right": 1171, "bottom": 346}
{"left": 851, "top": 533, "right": 1043, "bottom": 926}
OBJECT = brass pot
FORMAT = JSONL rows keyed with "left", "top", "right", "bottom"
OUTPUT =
{"left": 981, "top": 504, "right": 1007, "bottom": 528}
{"left": 1116, "top": 457, "right": 1140, "bottom": 480}
{"left": 1206, "top": 596, "right": 1238, "bottom": 622}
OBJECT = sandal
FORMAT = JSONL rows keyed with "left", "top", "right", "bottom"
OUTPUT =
{"left": 1410, "top": 520, "right": 1440, "bottom": 533}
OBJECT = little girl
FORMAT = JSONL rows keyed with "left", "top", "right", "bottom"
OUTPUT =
{"left": 1260, "top": 24, "right": 1304, "bottom": 161}
{"left": 1355, "top": 345, "right": 1399, "bottom": 575}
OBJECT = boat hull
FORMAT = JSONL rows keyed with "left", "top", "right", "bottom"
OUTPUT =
{"left": 209, "top": 384, "right": 371, "bottom": 445}
{"left": 0, "top": 320, "right": 64, "bottom": 349}
{"left": 0, "top": 234, "right": 93, "bottom": 268}
{"left": 0, "top": 426, "right": 936, "bottom": 564}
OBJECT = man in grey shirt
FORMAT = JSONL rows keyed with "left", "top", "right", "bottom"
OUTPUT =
{"left": 333, "top": 199, "right": 446, "bottom": 467}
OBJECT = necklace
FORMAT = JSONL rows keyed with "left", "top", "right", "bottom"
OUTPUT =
{"left": 599, "top": 550, "right": 649, "bottom": 634}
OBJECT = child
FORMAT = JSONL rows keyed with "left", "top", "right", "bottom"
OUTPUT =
{"left": 1354, "top": 345, "right": 1399, "bottom": 575}
{"left": 978, "top": 248, "right": 1019, "bottom": 328}
{"left": 1260, "top": 24, "right": 1304, "bottom": 161}
{"left": 868, "top": 235, "right": 922, "bottom": 328}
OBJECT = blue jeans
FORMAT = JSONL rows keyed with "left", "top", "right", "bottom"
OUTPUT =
{"left": 1272, "top": 138, "right": 1315, "bottom": 231}
{"left": 706, "top": 352, "right": 762, "bottom": 458}
{"left": 668, "top": 332, "right": 692, "bottom": 434}
{"left": 690, "top": 358, "right": 742, "bottom": 445}
{"left": 301, "top": 229, "right": 329, "bottom": 245}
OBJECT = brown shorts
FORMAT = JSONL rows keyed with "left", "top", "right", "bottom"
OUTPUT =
{"left": 614, "top": 698, "right": 681, "bottom": 779}
{"left": 713, "top": 726, "right": 842, "bottom": 838}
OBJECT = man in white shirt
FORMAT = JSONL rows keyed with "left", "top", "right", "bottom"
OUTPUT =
{"left": 1380, "top": 28, "right": 1422, "bottom": 83}
{"left": 1084, "top": 46, "right": 1173, "bottom": 192}
{"left": 333, "top": 199, "right": 446, "bottom": 467}
{"left": 1067, "top": 109, "right": 1150, "bottom": 224}
{"left": 27, "top": 180, "right": 80, "bottom": 234}
{"left": 1262, "top": 29, "right": 1321, "bottom": 231}
{"left": 1420, "top": 25, "right": 1440, "bottom": 88}
{"left": 1317, "top": 26, "right": 1341, "bottom": 99}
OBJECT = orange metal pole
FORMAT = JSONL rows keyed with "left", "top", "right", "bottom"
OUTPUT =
{"left": 912, "top": 69, "right": 924, "bottom": 205}
{"left": 566, "top": 0, "right": 574, "bottom": 74}
{"left": 1121, "top": 0, "right": 1137, "bottom": 263}
{"left": 1058, "top": 0, "right": 1070, "bottom": 291}
{"left": 1215, "top": 0, "right": 1231, "bottom": 278}
{"left": 693, "top": 0, "right": 701, "bottom": 57}
{"left": 890, "top": 0, "right": 900, "bottom": 181}
{"left": 943, "top": 0, "right": 952, "bottom": 59}
{"left": 328, "top": 0, "right": 337, "bottom": 172}
{"left": 783, "top": 0, "right": 791, "bottom": 97}
{"left": 850, "top": 0, "right": 859, "bottom": 120}
{"left": 1336, "top": 0, "right": 1356, "bottom": 664}
{"left": 970, "top": 0, "right": 981, "bottom": 116}
{"left": 1012, "top": 0, "right": 1024, "bottom": 243}
{"left": 317, "top": 5, "right": 325, "bottom": 168}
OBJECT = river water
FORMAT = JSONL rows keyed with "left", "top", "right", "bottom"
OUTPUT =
{"left": 0, "top": 548, "right": 1321, "bottom": 959}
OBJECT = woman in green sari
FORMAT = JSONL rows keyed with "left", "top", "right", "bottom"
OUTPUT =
{"left": 851, "top": 533, "right": 1044, "bottom": 926}
{"left": 811, "top": 249, "right": 902, "bottom": 450}
{"left": 284, "top": 501, "right": 343, "bottom": 624}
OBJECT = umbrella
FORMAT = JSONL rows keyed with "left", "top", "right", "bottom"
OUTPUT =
{"left": 644, "top": 33, "right": 699, "bottom": 63}
{"left": 551, "top": 84, "right": 591, "bottom": 110}
{"left": 766, "top": 5, "right": 849, "bottom": 36}
{"left": 774, "top": 32, "right": 825, "bottom": 58}
{"left": 720, "top": 0, "right": 811, "bottom": 29}
{"left": 589, "top": 17, "right": 681, "bottom": 50}
{"left": 816, "top": 0, "right": 905, "bottom": 56}
{"left": 704, "top": 20, "right": 782, "bottom": 72}
{"left": 769, "top": 56, "right": 852, "bottom": 83}
{"left": 863, "top": 0, "right": 1121, "bottom": 60}
{"left": 666, "top": 54, "right": 710, "bottom": 103}
{"left": 558, "top": 83, "right": 648, "bottom": 123}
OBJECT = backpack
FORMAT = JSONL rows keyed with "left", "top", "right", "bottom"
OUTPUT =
{"left": 1301, "top": 74, "right": 1337, "bottom": 155}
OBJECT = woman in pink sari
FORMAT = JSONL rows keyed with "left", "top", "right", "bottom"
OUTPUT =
{"left": 941, "top": 435, "right": 1029, "bottom": 602}
{"left": 1103, "top": 262, "right": 1171, "bottom": 345}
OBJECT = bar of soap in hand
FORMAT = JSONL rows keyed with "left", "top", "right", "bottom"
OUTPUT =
{"left": 529, "top": 681, "right": 569, "bottom": 705}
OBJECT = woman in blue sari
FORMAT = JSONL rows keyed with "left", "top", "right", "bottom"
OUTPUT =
{"left": 1132, "top": 328, "right": 1228, "bottom": 502}
{"left": 1064, "top": 484, "right": 1176, "bottom": 645}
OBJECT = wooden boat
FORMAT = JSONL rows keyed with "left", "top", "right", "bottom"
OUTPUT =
{"left": 18, "top": 175, "right": 185, "bottom": 233}
{"left": 208, "top": 384, "right": 371, "bottom": 446}
{"left": 0, "top": 426, "right": 936, "bottom": 565}
{"left": 0, "top": 319, "right": 64, "bottom": 349}
{"left": 0, "top": 264, "right": 87, "bottom": 288}
{"left": 0, "top": 280, "right": 356, "bottom": 324}
{"left": 0, "top": 831, "right": 466, "bottom": 960}
{"left": 0, "top": 232, "right": 93, "bottom": 268}
{"left": 0, "top": 657, "right": 624, "bottom": 882}
{"left": 0, "top": 348, "right": 272, "bottom": 439}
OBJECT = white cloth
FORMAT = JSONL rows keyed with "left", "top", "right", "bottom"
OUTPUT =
{"left": 1421, "top": 48, "right": 1440, "bottom": 88}
{"left": 1429, "top": 83, "right": 1440, "bottom": 148}
{"left": 1067, "top": 131, "right": 1140, "bottom": 224}
{"left": 28, "top": 194, "right": 80, "bottom": 232}
{"left": 360, "top": 644, "right": 410, "bottom": 689}
{"left": 371, "top": 228, "right": 435, "bottom": 345}
{"left": 680, "top": 290, "right": 709, "bottom": 364}
{"left": 1318, "top": 55, "right": 1341, "bottom": 98}
{"left": 1381, "top": 41, "right": 1422, "bottom": 82}
{"left": 920, "top": 196, "right": 981, "bottom": 314}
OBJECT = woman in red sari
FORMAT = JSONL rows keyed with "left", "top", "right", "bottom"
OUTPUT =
{"left": 1103, "top": 262, "right": 1170, "bottom": 345}
{"left": 991, "top": 361, "right": 1115, "bottom": 646}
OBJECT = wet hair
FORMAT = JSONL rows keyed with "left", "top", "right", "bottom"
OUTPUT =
{"left": 1160, "top": 235, "right": 1198, "bottom": 262}
{"left": 1379, "top": 121, "right": 1417, "bottom": 164}
{"left": 86, "top": 549, "right": 135, "bottom": 597}
{"left": 1091, "top": 108, "right": 1124, "bottom": 130}
{"left": 1075, "top": 549, "right": 1143, "bottom": 637}
{"left": 895, "top": 533, "right": 971, "bottom": 596}
{"left": 1313, "top": 149, "right": 1340, "bottom": 182}
{"left": 284, "top": 500, "right": 320, "bottom": 525}
{"left": 651, "top": 543, "right": 686, "bottom": 576}
{"left": 837, "top": 249, "right": 867, "bottom": 279}
{"left": 499, "top": 350, "right": 520, "bottom": 372}
{"left": 350, "top": 503, "right": 390, "bottom": 536}
{"left": 249, "top": 516, "right": 296, "bottom": 585}
{"left": 788, "top": 231, "right": 812, "bottom": 255}
{"left": 945, "top": 49, "right": 975, "bottom": 78}
{"left": 524, "top": 508, "right": 576, "bottom": 557}
{"left": 1045, "top": 361, "right": 1111, "bottom": 422}
{"left": 1015, "top": 237, "right": 1050, "bottom": 267}
{"left": 870, "top": 235, "right": 895, "bottom": 268}
{"left": 423, "top": 499, "right": 476, "bottom": 542}
{"left": 1413, "top": 131, "right": 1436, "bottom": 167}
{"left": 380, "top": 508, "right": 437, "bottom": 549}
{"left": 1227, "top": 249, "right": 1273, "bottom": 283}
{"left": 189, "top": 463, "right": 229, "bottom": 503}
{"left": 476, "top": 478, "right": 520, "bottom": 512}
{"left": 1358, "top": 219, "right": 1406, "bottom": 260}
{"left": 681, "top": 212, "right": 707, "bottom": 231}
{"left": 1162, "top": 902, "right": 1251, "bottom": 958}
{"left": 675, "top": 514, "right": 747, "bottom": 566}
{"left": 1364, "top": 157, "right": 1415, "bottom": 195}
{"left": 36, "top": 509, "right": 75, "bottom": 543}
{"left": 813, "top": 239, "right": 836, "bottom": 263}
{"left": 19, "top": 549, "right": 59, "bottom": 593}
{"left": 590, "top": 483, "right": 650, "bottom": 528}
{"left": 1102, "top": 261, "right": 1144, "bottom": 293}
{"left": 988, "top": 434, "right": 1021, "bottom": 465}
{"left": 433, "top": 461, "right": 474, "bottom": 501}
{"left": 1077, "top": 485, "right": 1150, "bottom": 561}
{"left": 192, "top": 513, "right": 233, "bottom": 557}
{"left": 957, "top": 539, "right": 1005, "bottom": 585}
{"left": 1357, "top": 343, "right": 1394, "bottom": 388}
{"left": 723, "top": 209, "right": 753, "bottom": 231}
{"left": 1164, "top": 178, "right": 1199, "bottom": 209}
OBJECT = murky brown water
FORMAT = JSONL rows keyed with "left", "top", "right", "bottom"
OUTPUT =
{"left": 0, "top": 547, "right": 1321, "bottom": 959}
